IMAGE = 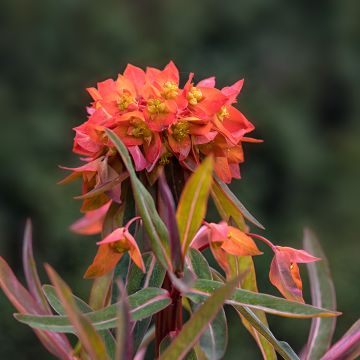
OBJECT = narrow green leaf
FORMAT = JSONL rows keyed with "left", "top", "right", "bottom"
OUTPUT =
{"left": 235, "top": 306, "right": 300, "bottom": 360}
{"left": 15, "top": 287, "right": 171, "bottom": 332}
{"left": 45, "top": 265, "right": 110, "bottom": 360}
{"left": 176, "top": 156, "right": 213, "bottom": 257}
{"left": 187, "top": 248, "right": 212, "bottom": 280}
{"left": 43, "top": 285, "right": 116, "bottom": 358}
{"left": 189, "top": 279, "right": 340, "bottom": 318}
{"left": 105, "top": 128, "right": 172, "bottom": 271}
{"left": 301, "top": 228, "right": 337, "bottom": 360}
{"left": 212, "top": 179, "right": 264, "bottom": 229}
{"left": 159, "top": 275, "right": 240, "bottom": 360}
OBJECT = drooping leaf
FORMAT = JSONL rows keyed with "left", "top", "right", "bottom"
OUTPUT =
{"left": 0, "top": 257, "right": 73, "bottom": 359}
{"left": 159, "top": 275, "right": 240, "bottom": 360}
{"left": 105, "top": 128, "right": 172, "bottom": 271}
{"left": 15, "top": 287, "right": 171, "bottom": 332}
{"left": 22, "top": 220, "right": 52, "bottom": 313}
{"left": 158, "top": 172, "right": 182, "bottom": 272}
{"left": 45, "top": 265, "right": 110, "bottom": 360}
{"left": 321, "top": 319, "right": 360, "bottom": 360}
{"left": 212, "top": 178, "right": 264, "bottom": 229}
{"left": 188, "top": 279, "right": 340, "bottom": 318}
{"left": 176, "top": 156, "right": 213, "bottom": 257}
{"left": 115, "top": 280, "right": 133, "bottom": 360}
{"left": 43, "top": 285, "right": 116, "bottom": 358}
{"left": 301, "top": 228, "right": 337, "bottom": 360}
{"left": 235, "top": 306, "right": 300, "bottom": 360}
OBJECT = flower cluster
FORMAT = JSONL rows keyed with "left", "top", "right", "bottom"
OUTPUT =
{"left": 70, "top": 61, "right": 258, "bottom": 187}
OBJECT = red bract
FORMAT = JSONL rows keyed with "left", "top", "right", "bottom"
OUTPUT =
{"left": 65, "top": 61, "right": 258, "bottom": 212}
{"left": 269, "top": 246, "right": 320, "bottom": 303}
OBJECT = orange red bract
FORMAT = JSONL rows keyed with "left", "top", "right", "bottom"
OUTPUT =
{"left": 70, "top": 61, "right": 258, "bottom": 189}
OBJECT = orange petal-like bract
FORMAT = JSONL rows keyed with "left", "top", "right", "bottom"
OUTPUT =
{"left": 62, "top": 61, "right": 260, "bottom": 216}
{"left": 84, "top": 223, "right": 145, "bottom": 278}
{"left": 269, "top": 246, "right": 320, "bottom": 303}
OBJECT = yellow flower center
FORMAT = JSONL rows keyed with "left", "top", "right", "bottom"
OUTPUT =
{"left": 110, "top": 240, "right": 128, "bottom": 253}
{"left": 217, "top": 106, "right": 229, "bottom": 121}
{"left": 118, "top": 93, "right": 134, "bottom": 111}
{"left": 130, "top": 118, "right": 152, "bottom": 139}
{"left": 162, "top": 81, "right": 179, "bottom": 99}
{"left": 290, "top": 263, "right": 294, "bottom": 270}
{"left": 187, "top": 86, "right": 203, "bottom": 106}
{"left": 159, "top": 152, "right": 173, "bottom": 165}
{"left": 147, "top": 98, "right": 167, "bottom": 114}
{"left": 171, "top": 121, "right": 190, "bottom": 142}
{"left": 227, "top": 231, "right": 233, "bottom": 239}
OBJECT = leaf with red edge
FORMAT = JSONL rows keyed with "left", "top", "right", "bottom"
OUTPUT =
{"left": 22, "top": 219, "right": 52, "bottom": 313}
{"left": 301, "top": 229, "right": 337, "bottom": 360}
{"left": 45, "top": 265, "right": 110, "bottom": 360}
{"left": 321, "top": 319, "right": 360, "bottom": 360}
{"left": 0, "top": 257, "right": 73, "bottom": 359}
{"left": 158, "top": 172, "right": 182, "bottom": 272}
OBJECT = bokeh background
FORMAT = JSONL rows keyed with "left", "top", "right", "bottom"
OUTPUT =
{"left": 1, "top": 0, "right": 359, "bottom": 358}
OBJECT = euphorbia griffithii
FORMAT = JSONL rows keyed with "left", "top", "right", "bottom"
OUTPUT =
{"left": 0, "top": 61, "right": 346, "bottom": 360}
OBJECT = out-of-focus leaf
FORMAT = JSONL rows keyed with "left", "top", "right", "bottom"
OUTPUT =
{"left": 126, "top": 252, "right": 166, "bottom": 353}
{"left": 189, "top": 279, "right": 341, "bottom": 318}
{"left": 115, "top": 280, "right": 132, "bottom": 360}
{"left": 158, "top": 172, "right": 182, "bottom": 272}
{"left": 133, "top": 326, "right": 155, "bottom": 360}
{"left": 105, "top": 128, "right": 172, "bottom": 271}
{"left": 301, "top": 228, "right": 337, "bottom": 360}
{"left": 0, "top": 257, "right": 73, "bottom": 359}
{"left": 321, "top": 319, "right": 360, "bottom": 360}
{"left": 22, "top": 220, "right": 52, "bottom": 313}
{"left": 15, "top": 287, "right": 171, "bottom": 332}
{"left": 227, "top": 255, "right": 276, "bottom": 359}
{"left": 159, "top": 275, "right": 240, "bottom": 360}
{"left": 187, "top": 249, "right": 228, "bottom": 359}
{"left": 159, "top": 335, "right": 198, "bottom": 359}
{"left": 176, "top": 156, "right": 213, "bottom": 257}
{"left": 212, "top": 178, "right": 264, "bottom": 229}
{"left": 45, "top": 265, "right": 110, "bottom": 360}
{"left": 43, "top": 285, "right": 116, "bottom": 358}
{"left": 236, "top": 306, "right": 300, "bottom": 360}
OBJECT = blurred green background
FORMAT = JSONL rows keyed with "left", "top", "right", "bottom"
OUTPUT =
{"left": 1, "top": 0, "right": 359, "bottom": 358}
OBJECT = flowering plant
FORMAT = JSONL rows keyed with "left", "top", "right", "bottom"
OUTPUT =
{"left": 1, "top": 62, "right": 359, "bottom": 360}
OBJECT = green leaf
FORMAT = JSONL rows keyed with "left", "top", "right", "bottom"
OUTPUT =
{"left": 189, "top": 279, "right": 340, "bottom": 318}
{"left": 227, "top": 255, "right": 276, "bottom": 359}
{"left": 302, "top": 228, "right": 337, "bottom": 360}
{"left": 212, "top": 178, "right": 264, "bottom": 229}
{"left": 43, "top": 285, "right": 116, "bottom": 358}
{"left": 187, "top": 248, "right": 212, "bottom": 280}
{"left": 235, "top": 306, "right": 300, "bottom": 360}
{"left": 176, "top": 156, "right": 213, "bottom": 257}
{"left": 45, "top": 265, "right": 110, "bottom": 360}
{"left": 15, "top": 287, "right": 171, "bottom": 333}
{"left": 105, "top": 128, "right": 172, "bottom": 271}
{"left": 187, "top": 249, "right": 228, "bottom": 359}
{"left": 159, "top": 275, "right": 240, "bottom": 360}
